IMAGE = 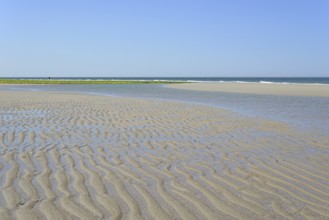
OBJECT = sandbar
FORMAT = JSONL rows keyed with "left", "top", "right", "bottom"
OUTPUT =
{"left": 167, "top": 82, "right": 329, "bottom": 97}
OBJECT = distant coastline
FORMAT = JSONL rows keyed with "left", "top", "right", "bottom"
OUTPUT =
{"left": 1, "top": 77, "right": 329, "bottom": 85}
{"left": 0, "top": 78, "right": 183, "bottom": 84}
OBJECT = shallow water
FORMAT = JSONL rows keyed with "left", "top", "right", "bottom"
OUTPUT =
{"left": 3, "top": 84, "right": 329, "bottom": 135}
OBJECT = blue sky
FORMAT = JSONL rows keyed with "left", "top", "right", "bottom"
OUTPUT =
{"left": 1, "top": 0, "right": 328, "bottom": 77}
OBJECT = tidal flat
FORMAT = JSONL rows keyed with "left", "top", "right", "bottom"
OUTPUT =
{"left": 0, "top": 90, "right": 328, "bottom": 219}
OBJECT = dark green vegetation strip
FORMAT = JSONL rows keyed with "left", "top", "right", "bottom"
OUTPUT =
{"left": 0, "top": 79, "right": 185, "bottom": 84}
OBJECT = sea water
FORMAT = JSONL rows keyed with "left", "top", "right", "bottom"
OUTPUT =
{"left": 3, "top": 78, "right": 329, "bottom": 136}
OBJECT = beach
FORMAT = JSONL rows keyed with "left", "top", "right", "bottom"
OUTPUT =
{"left": 167, "top": 82, "right": 329, "bottom": 97}
{"left": 0, "top": 90, "right": 329, "bottom": 219}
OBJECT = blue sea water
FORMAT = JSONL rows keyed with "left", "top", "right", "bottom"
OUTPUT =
{"left": 2, "top": 77, "right": 329, "bottom": 136}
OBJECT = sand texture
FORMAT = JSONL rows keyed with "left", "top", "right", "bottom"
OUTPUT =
{"left": 167, "top": 82, "right": 329, "bottom": 97}
{"left": 0, "top": 91, "right": 329, "bottom": 219}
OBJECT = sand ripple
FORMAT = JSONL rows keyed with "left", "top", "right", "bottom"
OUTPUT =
{"left": 0, "top": 91, "right": 329, "bottom": 219}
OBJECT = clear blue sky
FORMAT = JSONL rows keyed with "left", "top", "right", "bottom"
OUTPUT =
{"left": 1, "top": 0, "right": 328, "bottom": 77}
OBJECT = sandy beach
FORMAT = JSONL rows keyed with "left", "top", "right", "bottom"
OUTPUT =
{"left": 167, "top": 82, "right": 329, "bottom": 97}
{"left": 0, "top": 90, "right": 329, "bottom": 219}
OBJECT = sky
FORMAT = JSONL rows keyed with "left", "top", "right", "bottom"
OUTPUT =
{"left": 0, "top": 0, "right": 328, "bottom": 77}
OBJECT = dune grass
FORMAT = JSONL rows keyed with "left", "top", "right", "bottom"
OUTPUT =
{"left": 0, "top": 79, "right": 184, "bottom": 85}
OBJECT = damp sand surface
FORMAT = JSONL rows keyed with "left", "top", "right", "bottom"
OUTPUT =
{"left": 0, "top": 91, "right": 329, "bottom": 219}
{"left": 167, "top": 82, "right": 329, "bottom": 97}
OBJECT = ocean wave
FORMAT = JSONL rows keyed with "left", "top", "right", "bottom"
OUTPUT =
{"left": 259, "top": 81, "right": 290, "bottom": 85}
{"left": 211, "top": 80, "right": 328, "bottom": 86}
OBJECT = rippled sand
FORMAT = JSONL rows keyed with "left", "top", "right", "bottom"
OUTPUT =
{"left": 0, "top": 91, "right": 329, "bottom": 219}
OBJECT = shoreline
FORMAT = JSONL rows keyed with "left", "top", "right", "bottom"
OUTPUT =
{"left": 166, "top": 82, "right": 329, "bottom": 97}
{"left": 0, "top": 90, "right": 328, "bottom": 219}
{"left": 0, "top": 79, "right": 184, "bottom": 85}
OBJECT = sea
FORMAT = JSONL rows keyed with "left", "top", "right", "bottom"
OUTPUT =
{"left": 2, "top": 77, "right": 329, "bottom": 136}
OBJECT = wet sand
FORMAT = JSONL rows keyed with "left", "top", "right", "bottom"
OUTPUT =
{"left": 0, "top": 90, "right": 329, "bottom": 219}
{"left": 167, "top": 82, "right": 329, "bottom": 97}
